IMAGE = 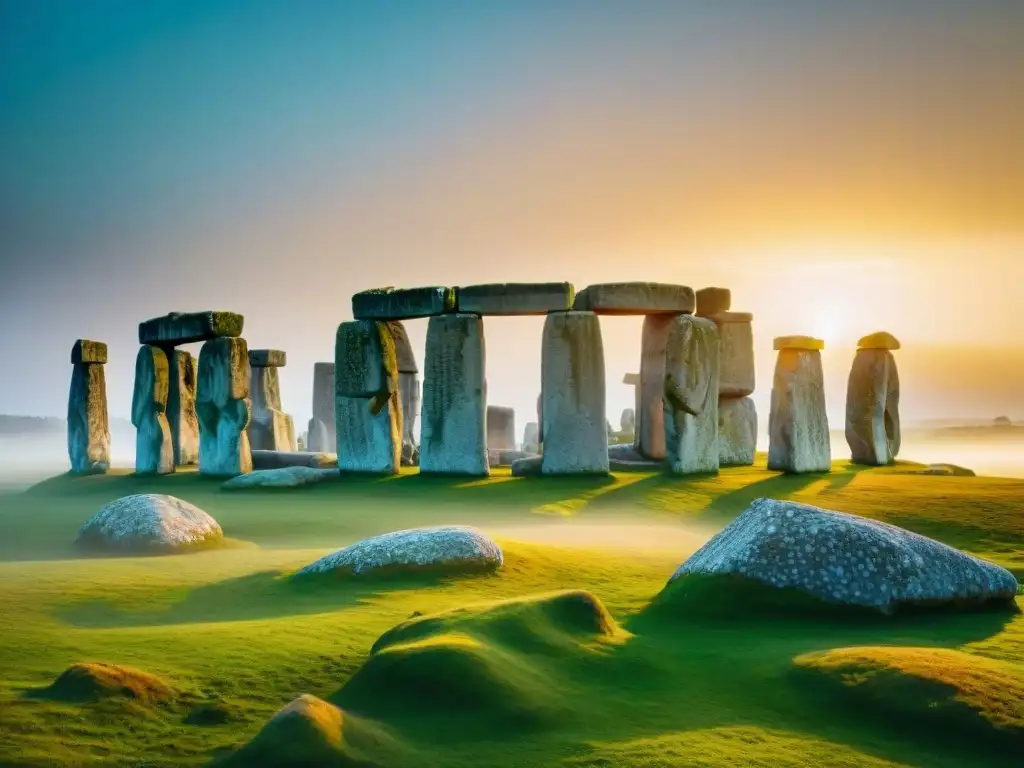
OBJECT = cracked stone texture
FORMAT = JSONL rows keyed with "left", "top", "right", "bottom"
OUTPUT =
{"left": 222, "top": 466, "right": 340, "bottom": 489}
{"left": 131, "top": 345, "right": 173, "bottom": 475}
{"left": 197, "top": 337, "right": 252, "bottom": 477}
{"left": 70, "top": 339, "right": 107, "bottom": 364}
{"left": 249, "top": 365, "right": 295, "bottom": 451}
{"left": 76, "top": 493, "right": 223, "bottom": 553}
{"left": 67, "top": 344, "right": 110, "bottom": 474}
{"left": 540, "top": 311, "right": 609, "bottom": 475}
{"left": 167, "top": 350, "right": 199, "bottom": 466}
{"left": 138, "top": 311, "right": 244, "bottom": 346}
{"left": 573, "top": 282, "right": 695, "bottom": 315}
{"left": 487, "top": 405, "right": 516, "bottom": 451}
{"left": 308, "top": 362, "right": 336, "bottom": 453}
{"left": 638, "top": 314, "right": 674, "bottom": 460}
{"left": 296, "top": 525, "right": 502, "bottom": 577}
{"left": 719, "top": 396, "right": 757, "bottom": 466}
{"left": 672, "top": 498, "right": 1019, "bottom": 613}
{"left": 846, "top": 348, "right": 901, "bottom": 466}
{"left": 456, "top": 282, "right": 574, "bottom": 315}
{"left": 420, "top": 314, "right": 488, "bottom": 476}
{"left": 707, "top": 313, "right": 755, "bottom": 397}
{"left": 352, "top": 286, "right": 455, "bottom": 320}
{"left": 663, "top": 315, "right": 720, "bottom": 475}
{"left": 768, "top": 348, "right": 831, "bottom": 474}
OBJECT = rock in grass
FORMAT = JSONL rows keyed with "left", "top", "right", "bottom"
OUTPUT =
{"left": 76, "top": 494, "right": 224, "bottom": 554}
{"left": 220, "top": 694, "right": 407, "bottom": 767}
{"left": 296, "top": 526, "right": 502, "bottom": 578}
{"left": 669, "top": 498, "right": 1018, "bottom": 614}
{"left": 38, "top": 662, "right": 176, "bottom": 704}
{"left": 222, "top": 466, "right": 340, "bottom": 490}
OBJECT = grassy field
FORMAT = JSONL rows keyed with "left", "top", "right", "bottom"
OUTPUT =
{"left": 0, "top": 456, "right": 1022, "bottom": 767}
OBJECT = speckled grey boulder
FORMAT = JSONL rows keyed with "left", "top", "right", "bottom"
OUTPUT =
{"left": 76, "top": 494, "right": 224, "bottom": 553}
{"left": 222, "top": 466, "right": 339, "bottom": 489}
{"left": 295, "top": 526, "right": 502, "bottom": 577}
{"left": 671, "top": 498, "right": 1018, "bottom": 613}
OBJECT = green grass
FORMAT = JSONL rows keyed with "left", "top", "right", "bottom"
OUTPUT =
{"left": 0, "top": 456, "right": 1022, "bottom": 766}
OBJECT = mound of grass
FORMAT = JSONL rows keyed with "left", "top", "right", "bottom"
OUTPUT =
{"left": 793, "top": 646, "right": 1024, "bottom": 747}
{"left": 33, "top": 662, "right": 177, "bottom": 705}
{"left": 216, "top": 693, "right": 408, "bottom": 767}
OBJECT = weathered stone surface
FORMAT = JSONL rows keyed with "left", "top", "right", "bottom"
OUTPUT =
{"left": 68, "top": 349, "right": 110, "bottom": 475}
{"left": 607, "top": 443, "right": 663, "bottom": 471}
{"left": 166, "top": 350, "right": 199, "bottom": 466}
{"left": 663, "top": 316, "right": 720, "bottom": 474}
{"left": 486, "top": 405, "right": 516, "bottom": 451}
{"left": 131, "top": 346, "right": 173, "bottom": 475}
{"left": 248, "top": 364, "right": 294, "bottom": 451}
{"left": 335, "top": 390, "right": 401, "bottom": 474}
{"left": 705, "top": 313, "right": 755, "bottom": 397}
{"left": 306, "top": 418, "right": 331, "bottom": 454}
{"left": 251, "top": 450, "right": 337, "bottom": 470}
{"left": 719, "top": 396, "right": 757, "bottom": 466}
{"left": 138, "top": 311, "right": 244, "bottom": 346}
{"left": 336, "top": 320, "right": 397, "bottom": 399}
{"left": 487, "top": 448, "right": 536, "bottom": 467}
{"left": 522, "top": 421, "right": 539, "bottom": 454}
{"left": 401, "top": 441, "right": 420, "bottom": 467}
{"left": 573, "top": 282, "right": 695, "bottom": 315}
{"left": 76, "top": 494, "right": 223, "bottom": 553}
{"left": 774, "top": 335, "right": 824, "bottom": 351}
{"left": 536, "top": 392, "right": 543, "bottom": 445}
{"left": 512, "top": 455, "right": 543, "bottom": 476}
{"left": 670, "top": 498, "right": 1019, "bottom": 614}
{"left": 352, "top": 286, "right": 455, "bottom": 320}
{"left": 457, "top": 282, "right": 574, "bottom": 315}
{"left": 846, "top": 349, "right": 901, "bottom": 465}
{"left": 398, "top": 371, "right": 420, "bottom": 453}
{"left": 222, "top": 466, "right": 339, "bottom": 490}
{"left": 307, "top": 362, "right": 336, "bottom": 453}
{"left": 248, "top": 349, "right": 287, "bottom": 368}
{"left": 638, "top": 314, "right": 674, "bottom": 460}
{"left": 295, "top": 526, "right": 502, "bottom": 577}
{"left": 620, "top": 408, "right": 635, "bottom": 434}
{"left": 387, "top": 321, "right": 418, "bottom": 373}
{"left": 70, "top": 339, "right": 107, "bottom": 365}
{"left": 695, "top": 287, "right": 731, "bottom": 316}
{"left": 768, "top": 347, "right": 831, "bottom": 473}
{"left": 197, "top": 337, "right": 252, "bottom": 477}
{"left": 540, "top": 311, "right": 609, "bottom": 475}
{"left": 858, "top": 331, "right": 901, "bottom": 350}
{"left": 420, "top": 314, "right": 488, "bottom": 475}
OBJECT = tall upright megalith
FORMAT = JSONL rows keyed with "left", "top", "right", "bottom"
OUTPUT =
{"left": 768, "top": 336, "right": 831, "bottom": 474}
{"left": 167, "top": 350, "right": 199, "bottom": 466}
{"left": 702, "top": 302, "right": 757, "bottom": 467}
{"left": 131, "top": 345, "right": 174, "bottom": 475}
{"left": 197, "top": 337, "right": 253, "bottom": 476}
{"left": 248, "top": 349, "right": 295, "bottom": 451}
{"left": 663, "top": 316, "right": 720, "bottom": 475}
{"left": 388, "top": 321, "right": 421, "bottom": 464}
{"left": 68, "top": 340, "right": 110, "bottom": 475}
{"left": 638, "top": 315, "right": 673, "bottom": 460}
{"left": 540, "top": 311, "right": 608, "bottom": 475}
{"left": 486, "top": 406, "right": 516, "bottom": 451}
{"left": 307, "top": 362, "right": 336, "bottom": 453}
{"left": 335, "top": 320, "right": 401, "bottom": 474}
{"left": 846, "top": 331, "right": 901, "bottom": 466}
{"left": 420, "top": 314, "right": 488, "bottom": 475}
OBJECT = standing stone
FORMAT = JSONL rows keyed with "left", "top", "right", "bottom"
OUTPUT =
{"left": 131, "top": 345, "right": 174, "bottom": 475}
{"left": 846, "top": 332, "right": 901, "bottom": 466}
{"left": 719, "top": 396, "right": 757, "bottom": 466}
{"left": 663, "top": 316, "right": 720, "bottom": 475}
{"left": 68, "top": 340, "right": 110, "bottom": 475}
{"left": 389, "top": 321, "right": 421, "bottom": 462}
{"left": 695, "top": 287, "right": 731, "bottom": 316}
{"left": 420, "top": 314, "right": 488, "bottom": 476}
{"left": 620, "top": 408, "right": 635, "bottom": 435}
{"left": 540, "top": 311, "right": 609, "bottom": 475}
{"left": 247, "top": 350, "right": 295, "bottom": 452}
{"left": 166, "top": 350, "right": 199, "bottom": 466}
{"left": 536, "top": 392, "right": 543, "bottom": 445}
{"left": 705, "top": 312, "right": 755, "bottom": 397}
{"left": 335, "top": 320, "right": 401, "bottom": 473}
{"left": 487, "top": 406, "right": 516, "bottom": 451}
{"left": 523, "top": 422, "right": 540, "bottom": 454}
{"left": 307, "top": 362, "right": 336, "bottom": 453}
{"left": 768, "top": 336, "right": 831, "bottom": 474}
{"left": 197, "top": 337, "right": 253, "bottom": 476}
{"left": 638, "top": 315, "right": 674, "bottom": 460}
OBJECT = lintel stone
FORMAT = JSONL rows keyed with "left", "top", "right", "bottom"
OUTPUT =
{"left": 352, "top": 286, "right": 455, "bottom": 320}
{"left": 857, "top": 331, "right": 901, "bottom": 350}
{"left": 139, "top": 311, "right": 244, "bottom": 346}
{"left": 71, "top": 339, "right": 107, "bottom": 364}
{"left": 572, "top": 282, "right": 695, "bottom": 315}
{"left": 696, "top": 287, "right": 731, "bottom": 316}
{"left": 774, "top": 335, "right": 824, "bottom": 351}
{"left": 248, "top": 349, "right": 287, "bottom": 368}
{"left": 457, "top": 282, "right": 574, "bottom": 315}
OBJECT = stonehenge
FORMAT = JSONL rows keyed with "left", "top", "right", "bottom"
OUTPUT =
{"left": 846, "top": 331, "right": 901, "bottom": 465}
{"left": 131, "top": 344, "right": 174, "bottom": 475}
{"left": 307, "top": 362, "right": 336, "bottom": 453}
{"left": 68, "top": 340, "right": 110, "bottom": 475}
{"left": 663, "top": 316, "right": 720, "bottom": 474}
{"left": 767, "top": 336, "right": 831, "bottom": 474}
{"left": 248, "top": 349, "right": 296, "bottom": 452}
{"left": 486, "top": 406, "right": 516, "bottom": 451}
{"left": 197, "top": 336, "right": 253, "bottom": 477}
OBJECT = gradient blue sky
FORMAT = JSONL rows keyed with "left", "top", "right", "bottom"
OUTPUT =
{"left": 2, "top": 1, "right": 1023, "bottom": 431}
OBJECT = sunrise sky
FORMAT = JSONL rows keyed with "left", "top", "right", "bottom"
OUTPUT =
{"left": 1, "top": 1, "right": 1022, "bottom": 433}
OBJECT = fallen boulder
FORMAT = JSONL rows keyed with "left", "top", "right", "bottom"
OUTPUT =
{"left": 296, "top": 526, "right": 502, "bottom": 578}
{"left": 222, "top": 466, "right": 339, "bottom": 490}
{"left": 667, "top": 498, "right": 1018, "bottom": 614}
{"left": 76, "top": 493, "right": 224, "bottom": 554}
{"left": 251, "top": 450, "right": 337, "bottom": 469}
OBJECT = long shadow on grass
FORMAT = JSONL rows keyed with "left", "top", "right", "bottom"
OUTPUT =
{"left": 56, "top": 569, "right": 467, "bottom": 628}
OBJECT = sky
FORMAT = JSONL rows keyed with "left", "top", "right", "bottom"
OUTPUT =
{"left": 1, "top": 1, "right": 1023, "bottom": 436}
